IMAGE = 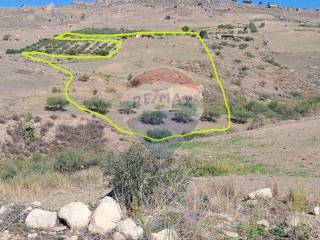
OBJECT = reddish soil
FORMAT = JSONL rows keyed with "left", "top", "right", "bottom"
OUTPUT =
{"left": 130, "top": 68, "right": 197, "bottom": 88}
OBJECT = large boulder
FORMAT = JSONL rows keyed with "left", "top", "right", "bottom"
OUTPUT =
{"left": 151, "top": 229, "right": 178, "bottom": 240}
{"left": 88, "top": 197, "right": 123, "bottom": 234}
{"left": 58, "top": 202, "right": 91, "bottom": 230}
{"left": 248, "top": 188, "right": 272, "bottom": 200}
{"left": 25, "top": 209, "right": 57, "bottom": 229}
{"left": 116, "top": 218, "right": 143, "bottom": 239}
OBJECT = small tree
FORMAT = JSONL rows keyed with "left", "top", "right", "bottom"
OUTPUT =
{"left": 83, "top": 97, "right": 112, "bottom": 114}
{"left": 119, "top": 100, "right": 140, "bottom": 114}
{"left": 46, "top": 96, "right": 68, "bottom": 111}
{"left": 199, "top": 30, "right": 208, "bottom": 39}
{"left": 141, "top": 111, "right": 167, "bottom": 125}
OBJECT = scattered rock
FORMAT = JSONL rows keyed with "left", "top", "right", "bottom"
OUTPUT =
{"left": 27, "top": 233, "right": 38, "bottom": 239}
{"left": 313, "top": 206, "right": 320, "bottom": 216}
{"left": 113, "top": 232, "right": 126, "bottom": 240}
{"left": 52, "top": 226, "right": 67, "bottom": 232}
{"left": 223, "top": 231, "right": 239, "bottom": 238}
{"left": 88, "top": 197, "right": 122, "bottom": 234}
{"left": 116, "top": 218, "right": 143, "bottom": 239}
{"left": 58, "top": 202, "right": 91, "bottom": 230}
{"left": 31, "top": 201, "right": 41, "bottom": 208}
{"left": 257, "top": 219, "right": 270, "bottom": 229}
{"left": 248, "top": 188, "right": 272, "bottom": 200}
{"left": 151, "top": 229, "right": 178, "bottom": 240}
{"left": 25, "top": 209, "right": 57, "bottom": 229}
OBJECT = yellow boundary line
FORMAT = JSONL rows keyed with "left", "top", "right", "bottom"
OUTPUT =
{"left": 21, "top": 31, "right": 231, "bottom": 142}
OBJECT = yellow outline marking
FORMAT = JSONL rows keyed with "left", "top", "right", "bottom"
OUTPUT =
{"left": 21, "top": 31, "right": 231, "bottom": 142}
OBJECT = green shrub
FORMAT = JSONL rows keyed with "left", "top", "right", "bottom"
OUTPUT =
{"left": 108, "top": 143, "right": 159, "bottom": 207}
{"left": 0, "top": 162, "right": 18, "bottom": 181}
{"left": 233, "top": 59, "right": 242, "bottom": 64}
{"left": 78, "top": 75, "right": 89, "bottom": 82}
{"left": 199, "top": 30, "right": 208, "bottom": 39}
{"left": 27, "top": 154, "right": 54, "bottom": 175}
{"left": 172, "top": 98, "right": 197, "bottom": 123}
{"left": 239, "top": 43, "right": 249, "bottom": 50}
{"left": 201, "top": 105, "right": 224, "bottom": 122}
{"left": 141, "top": 111, "right": 167, "bottom": 125}
{"left": 83, "top": 98, "right": 112, "bottom": 114}
{"left": 119, "top": 100, "right": 140, "bottom": 114}
{"left": 290, "top": 91, "right": 302, "bottom": 98}
{"left": 271, "top": 224, "right": 286, "bottom": 237}
{"left": 146, "top": 129, "right": 172, "bottom": 140}
{"left": 267, "top": 101, "right": 296, "bottom": 120}
{"left": 249, "top": 22, "right": 258, "bottom": 33}
{"left": 258, "top": 93, "right": 270, "bottom": 101}
{"left": 245, "top": 101, "right": 268, "bottom": 114}
{"left": 231, "top": 104, "right": 253, "bottom": 123}
{"left": 46, "top": 96, "right": 68, "bottom": 111}
{"left": 54, "top": 148, "right": 102, "bottom": 173}
{"left": 240, "top": 223, "right": 267, "bottom": 238}
{"left": 20, "top": 122, "right": 35, "bottom": 139}
{"left": 181, "top": 26, "right": 190, "bottom": 32}
{"left": 6, "top": 48, "right": 21, "bottom": 54}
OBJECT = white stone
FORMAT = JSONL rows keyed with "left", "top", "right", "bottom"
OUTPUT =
{"left": 257, "top": 219, "right": 270, "bottom": 229}
{"left": 116, "top": 218, "right": 143, "bottom": 239}
{"left": 248, "top": 188, "right": 272, "bottom": 200}
{"left": 151, "top": 229, "right": 178, "bottom": 240}
{"left": 313, "top": 206, "right": 320, "bottom": 216}
{"left": 88, "top": 196, "right": 122, "bottom": 234}
{"left": 58, "top": 202, "right": 91, "bottom": 230}
{"left": 31, "top": 201, "right": 41, "bottom": 208}
{"left": 25, "top": 209, "right": 57, "bottom": 229}
{"left": 27, "top": 233, "right": 38, "bottom": 239}
{"left": 0, "top": 206, "right": 6, "bottom": 215}
{"left": 113, "top": 232, "right": 126, "bottom": 240}
{"left": 223, "top": 231, "right": 239, "bottom": 238}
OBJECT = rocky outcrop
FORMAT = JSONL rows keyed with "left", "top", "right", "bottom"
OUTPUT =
{"left": 248, "top": 188, "right": 273, "bottom": 200}
{"left": 58, "top": 202, "right": 91, "bottom": 230}
{"left": 116, "top": 218, "right": 143, "bottom": 239}
{"left": 151, "top": 229, "right": 178, "bottom": 240}
{"left": 25, "top": 209, "right": 57, "bottom": 229}
{"left": 88, "top": 196, "right": 123, "bottom": 233}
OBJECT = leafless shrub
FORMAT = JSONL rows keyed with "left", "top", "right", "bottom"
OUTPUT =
{"left": 34, "top": 116, "right": 42, "bottom": 123}
{"left": 40, "top": 121, "right": 54, "bottom": 136}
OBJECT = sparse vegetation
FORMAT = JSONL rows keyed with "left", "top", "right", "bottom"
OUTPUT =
{"left": 78, "top": 75, "right": 90, "bottom": 82}
{"left": 146, "top": 129, "right": 172, "bottom": 140}
{"left": 172, "top": 98, "right": 197, "bottom": 123}
{"left": 83, "top": 97, "right": 112, "bottom": 114}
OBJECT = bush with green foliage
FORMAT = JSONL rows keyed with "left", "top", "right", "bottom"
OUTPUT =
{"left": 141, "top": 111, "right": 167, "bottom": 125}
{"left": 54, "top": 148, "right": 107, "bottom": 173}
{"left": 199, "top": 30, "right": 208, "bottom": 39}
{"left": 146, "top": 129, "right": 172, "bottom": 140}
{"left": 239, "top": 43, "right": 249, "bottom": 50}
{"left": 119, "top": 100, "right": 140, "bottom": 114}
{"left": 248, "top": 22, "right": 258, "bottom": 33}
{"left": 0, "top": 162, "right": 18, "bottom": 181}
{"left": 83, "top": 98, "right": 112, "bottom": 114}
{"left": 172, "top": 98, "right": 197, "bottom": 123}
{"left": 230, "top": 103, "right": 253, "bottom": 123}
{"left": 201, "top": 105, "right": 225, "bottom": 122}
{"left": 181, "top": 26, "right": 190, "bottom": 32}
{"left": 6, "top": 48, "right": 22, "bottom": 54}
{"left": 46, "top": 96, "right": 68, "bottom": 111}
{"left": 20, "top": 122, "right": 35, "bottom": 139}
{"left": 107, "top": 143, "right": 159, "bottom": 207}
